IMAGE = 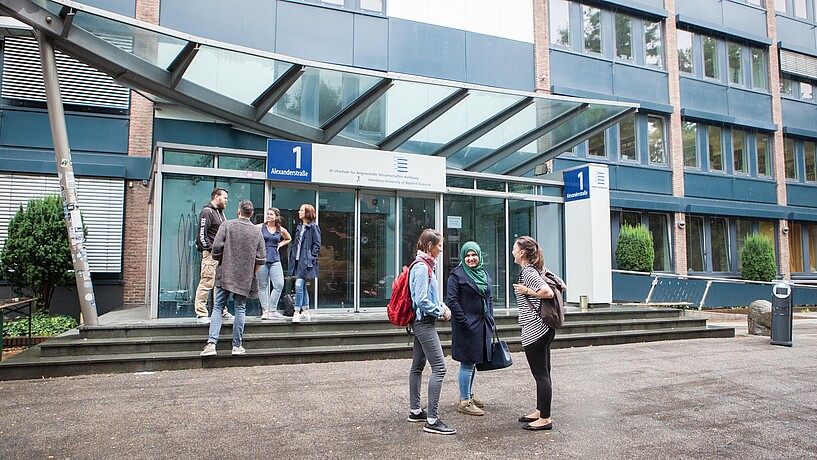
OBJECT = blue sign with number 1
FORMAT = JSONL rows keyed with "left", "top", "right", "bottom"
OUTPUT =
{"left": 267, "top": 139, "right": 313, "bottom": 182}
{"left": 564, "top": 166, "right": 590, "bottom": 202}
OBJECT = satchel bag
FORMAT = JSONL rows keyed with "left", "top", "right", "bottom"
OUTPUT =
{"left": 476, "top": 323, "right": 513, "bottom": 372}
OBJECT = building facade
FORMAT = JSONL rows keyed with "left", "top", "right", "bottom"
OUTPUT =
{"left": 1, "top": 0, "right": 816, "bottom": 317}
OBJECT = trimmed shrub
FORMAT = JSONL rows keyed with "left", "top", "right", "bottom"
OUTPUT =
{"left": 740, "top": 233, "right": 777, "bottom": 282}
{"left": 0, "top": 195, "right": 74, "bottom": 313}
{"left": 615, "top": 224, "right": 655, "bottom": 272}
{"left": 2, "top": 312, "right": 78, "bottom": 337}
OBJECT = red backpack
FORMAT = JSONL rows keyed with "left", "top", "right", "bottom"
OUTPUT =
{"left": 387, "top": 260, "right": 432, "bottom": 327}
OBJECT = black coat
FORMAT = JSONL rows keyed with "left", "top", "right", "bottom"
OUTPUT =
{"left": 446, "top": 266, "right": 494, "bottom": 364}
{"left": 288, "top": 222, "right": 321, "bottom": 279}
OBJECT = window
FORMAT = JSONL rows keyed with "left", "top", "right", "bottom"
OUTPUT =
{"left": 781, "top": 76, "right": 793, "bottom": 95}
{"left": 583, "top": 5, "right": 602, "bottom": 54}
{"left": 615, "top": 14, "right": 633, "bottom": 61}
{"left": 359, "top": 0, "right": 383, "bottom": 13}
{"left": 794, "top": 0, "right": 808, "bottom": 19}
{"left": 588, "top": 131, "right": 606, "bottom": 157}
{"left": 806, "top": 141, "right": 817, "bottom": 182}
{"left": 728, "top": 43, "right": 744, "bottom": 85}
{"left": 710, "top": 218, "right": 731, "bottom": 272}
{"left": 550, "top": 0, "right": 570, "bottom": 47}
{"left": 619, "top": 115, "right": 637, "bottom": 161}
{"left": 733, "top": 129, "right": 748, "bottom": 174}
{"left": 677, "top": 30, "right": 694, "bottom": 74}
{"left": 686, "top": 216, "right": 705, "bottom": 272}
{"left": 736, "top": 219, "right": 754, "bottom": 272}
{"left": 784, "top": 137, "right": 797, "bottom": 179}
{"left": 809, "top": 224, "right": 817, "bottom": 272}
{"left": 708, "top": 126, "right": 723, "bottom": 172}
{"left": 751, "top": 48, "right": 767, "bottom": 90}
{"left": 790, "top": 222, "right": 804, "bottom": 273}
{"left": 775, "top": 0, "right": 787, "bottom": 12}
{"left": 648, "top": 214, "right": 670, "bottom": 271}
{"left": 647, "top": 116, "right": 666, "bottom": 164}
{"left": 703, "top": 36, "right": 719, "bottom": 79}
{"left": 644, "top": 21, "right": 663, "bottom": 68}
{"left": 683, "top": 121, "right": 698, "bottom": 168}
{"left": 621, "top": 211, "right": 641, "bottom": 227}
{"left": 800, "top": 82, "right": 813, "bottom": 101}
{"left": 757, "top": 134, "right": 772, "bottom": 177}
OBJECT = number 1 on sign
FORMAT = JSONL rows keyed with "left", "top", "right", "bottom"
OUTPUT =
{"left": 292, "top": 146, "right": 302, "bottom": 169}
{"left": 577, "top": 171, "right": 584, "bottom": 191}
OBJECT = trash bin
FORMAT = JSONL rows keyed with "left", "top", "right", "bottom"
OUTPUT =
{"left": 770, "top": 281, "right": 793, "bottom": 347}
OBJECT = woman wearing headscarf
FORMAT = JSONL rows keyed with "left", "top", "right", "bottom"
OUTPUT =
{"left": 446, "top": 241, "right": 495, "bottom": 417}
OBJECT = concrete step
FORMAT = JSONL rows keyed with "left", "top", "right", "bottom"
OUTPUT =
{"left": 40, "top": 317, "right": 709, "bottom": 357}
{"left": 0, "top": 325, "right": 734, "bottom": 381}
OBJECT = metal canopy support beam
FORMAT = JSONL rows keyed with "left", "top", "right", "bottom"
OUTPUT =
{"left": 431, "top": 96, "right": 534, "bottom": 158}
{"left": 251, "top": 64, "right": 305, "bottom": 122}
{"left": 167, "top": 41, "right": 200, "bottom": 89}
{"left": 502, "top": 108, "right": 636, "bottom": 176}
{"left": 321, "top": 78, "right": 394, "bottom": 143}
{"left": 36, "top": 32, "right": 98, "bottom": 325}
{"left": 465, "top": 103, "right": 589, "bottom": 172}
{"left": 58, "top": 6, "right": 74, "bottom": 38}
{"left": 378, "top": 88, "right": 469, "bottom": 151}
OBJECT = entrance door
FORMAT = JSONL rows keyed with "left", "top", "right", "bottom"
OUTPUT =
{"left": 317, "top": 190, "right": 356, "bottom": 309}
{"left": 359, "top": 192, "right": 396, "bottom": 311}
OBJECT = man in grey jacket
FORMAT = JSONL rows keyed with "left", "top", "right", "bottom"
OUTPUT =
{"left": 200, "top": 200, "right": 265, "bottom": 356}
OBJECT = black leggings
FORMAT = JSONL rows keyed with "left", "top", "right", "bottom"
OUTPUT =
{"left": 523, "top": 328, "right": 556, "bottom": 418}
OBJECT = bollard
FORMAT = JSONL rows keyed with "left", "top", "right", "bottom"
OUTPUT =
{"left": 770, "top": 281, "right": 793, "bottom": 347}
{"left": 579, "top": 295, "right": 589, "bottom": 310}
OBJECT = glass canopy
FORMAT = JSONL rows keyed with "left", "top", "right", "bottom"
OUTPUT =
{"left": 4, "top": 0, "right": 637, "bottom": 175}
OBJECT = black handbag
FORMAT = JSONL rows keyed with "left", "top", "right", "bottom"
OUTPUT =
{"left": 476, "top": 323, "right": 513, "bottom": 371}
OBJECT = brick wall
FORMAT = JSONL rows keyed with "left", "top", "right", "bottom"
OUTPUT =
{"left": 533, "top": 0, "right": 551, "bottom": 94}
{"left": 121, "top": 0, "right": 159, "bottom": 307}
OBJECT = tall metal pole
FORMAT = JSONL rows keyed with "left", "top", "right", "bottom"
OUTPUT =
{"left": 36, "top": 32, "right": 99, "bottom": 325}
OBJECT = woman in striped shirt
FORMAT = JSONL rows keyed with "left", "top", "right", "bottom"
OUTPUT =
{"left": 511, "top": 236, "right": 564, "bottom": 431}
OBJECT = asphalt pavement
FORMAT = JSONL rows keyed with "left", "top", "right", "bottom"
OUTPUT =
{"left": 0, "top": 315, "right": 815, "bottom": 459}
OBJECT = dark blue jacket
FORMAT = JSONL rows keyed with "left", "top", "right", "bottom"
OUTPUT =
{"left": 288, "top": 222, "right": 321, "bottom": 278}
{"left": 446, "top": 266, "right": 494, "bottom": 364}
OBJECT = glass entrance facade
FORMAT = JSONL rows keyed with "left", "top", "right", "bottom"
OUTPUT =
{"left": 151, "top": 146, "right": 563, "bottom": 318}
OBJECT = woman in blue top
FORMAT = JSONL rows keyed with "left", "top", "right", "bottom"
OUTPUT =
{"left": 406, "top": 229, "right": 455, "bottom": 435}
{"left": 256, "top": 207, "right": 291, "bottom": 320}
{"left": 446, "top": 241, "right": 494, "bottom": 417}
{"left": 288, "top": 203, "right": 321, "bottom": 323}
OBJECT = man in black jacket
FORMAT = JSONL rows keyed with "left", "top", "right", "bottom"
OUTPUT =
{"left": 194, "top": 188, "right": 229, "bottom": 323}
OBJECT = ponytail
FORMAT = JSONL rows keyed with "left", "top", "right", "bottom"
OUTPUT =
{"left": 515, "top": 236, "right": 545, "bottom": 271}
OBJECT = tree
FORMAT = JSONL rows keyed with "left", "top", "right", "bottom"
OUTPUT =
{"left": 740, "top": 233, "right": 777, "bottom": 282}
{"left": 0, "top": 195, "right": 74, "bottom": 313}
{"left": 615, "top": 224, "right": 655, "bottom": 272}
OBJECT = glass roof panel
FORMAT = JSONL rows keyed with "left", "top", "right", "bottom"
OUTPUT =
{"left": 340, "top": 80, "right": 457, "bottom": 145}
{"left": 71, "top": 10, "right": 187, "bottom": 69}
{"left": 183, "top": 45, "right": 289, "bottom": 105}
{"left": 32, "top": 0, "right": 63, "bottom": 16}
{"left": 397, "top": 90, "right": 526, "bottom": 155}
{"left": 272, "top": 67, "right": 381, "bottom": 127}
{"left": 445, "top": 97, "right": 581, "bottom": 169}
{"left": 482, "top": 103, "right": 630, "bottom": 174}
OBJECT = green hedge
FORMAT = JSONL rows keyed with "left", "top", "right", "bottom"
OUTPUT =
{"left": 615, "top": 224, "right": 655, "bottom": 273}
{"left": 2, "top": 313, "right": 78, "bottom": 337}
{"left": 740, "top": 233, "right": 777, "bottom": 282}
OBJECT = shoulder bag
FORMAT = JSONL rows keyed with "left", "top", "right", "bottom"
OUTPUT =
{"left": 476, "top": 322, "right": 513, "bottom": 371}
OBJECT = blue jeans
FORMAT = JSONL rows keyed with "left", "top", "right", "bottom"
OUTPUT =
{"left": 207, "top": 286, "right": 247, "bottom": 348}
{"left": 257, "top": 262, "right": 284, "bottom": 312}
{"left": 294, "top": 277, "right": 309, "bottom": 310}
{"left": 409, "top": 319, "right": 447, "bottom": 421}
{"left": 458, "top": 362, "right": 476, "bottom": 401}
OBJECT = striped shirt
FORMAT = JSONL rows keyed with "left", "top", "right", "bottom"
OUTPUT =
{"left": 515, "top": 265, "right": 549, "bottom": 347}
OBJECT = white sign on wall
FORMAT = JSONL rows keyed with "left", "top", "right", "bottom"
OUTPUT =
{"left": 267, "top": 140, "right": 446, "bottom": 193}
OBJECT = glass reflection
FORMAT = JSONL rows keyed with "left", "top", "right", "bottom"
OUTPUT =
{"left": 184, "top": 46, "right": 287, "bottom": 104}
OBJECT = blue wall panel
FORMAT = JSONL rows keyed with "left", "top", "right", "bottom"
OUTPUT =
{"left": 680, "top": 78, "right": 728, "bottom": 114}
{"left": 154, "top": 118, "right": 267, "bottom": 152}
{"left": 681, "top": 78, "right": 773, "bottom": 128}
{"left": 81, "top": 0, "right": 135, "bottom": 17}
{"left": 277, "top": 1, "right": 353, "bottom": 65}
{"left": 685, "top": 172, "right": 777, "bottom": 204}
{"left": 721, "top": 1, "right": 767, "bottom": 35}
{"left": 726, "top": 89, "right": 772, "bottom": 123}
{"left": 465, "top": 32, "right": 534, "bottom": 90}
{"left": 787, "top": 184, "right": 817, "bottom": 209}
{"left": 611, "top": 272, "right": 654, "bottom": 303}
{"left": 550, "top": 51, "right": 613, "bottom": 95}
{"left": 704, "top": 282, "right": 774, "bottom": 308}
{"left": 389, "top": 19, "right": 466, "bottom": 83}
{"left": 610, "top": 164, "right": 673, "bottom": 195}
{"left": 677, "top": 0, "right": 768, "bottom": 44}
{"left": 776, "top": 17, "right": 817, "bottom": 52}
{"left": 611, "top": 64, "right": 669, "bottom": 108}
{"left": 0, "top": 148, "right": 149, "bottom": 179}
{"left": 782, "top": 98, "right": 817, "bottom": 137}
{"left": 353, "top": 14, "right": 388, "bottom": 70}
{"left": 159, "top": 0, "right": 277, "bottom": 52}
{"left": 0, "top": 108, "right": 128, "bottom": 154}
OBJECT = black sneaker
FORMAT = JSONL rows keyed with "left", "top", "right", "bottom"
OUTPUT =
{"left": 407, "top": 409, "right": 427, "bottom": 423}
{"left": 423, "top": 420, "right": 457, "bottom": 435}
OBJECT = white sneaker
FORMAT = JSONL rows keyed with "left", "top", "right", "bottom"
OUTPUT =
{"left": 200, "top": 343, "right": 216, "bottom": 356}
{"left": 231, "top": 345, "right": 246, "bottom": 355}
{"left": 269, "top": 311, "right": 285, "bottom": 319}
{"left": 292, "top": 312, "right": 302, "bottom": 323}
{"left": 260, "top": 311, "right": 272, "bottom": 321}
{"left": 222, "top": 312, "right": 235, "bottom": 320}
{"left": 197, "top": 316, "right": 210, "bottom": 324}
{"left": 301, "top": 311, "right": 312, "bottom": 322}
